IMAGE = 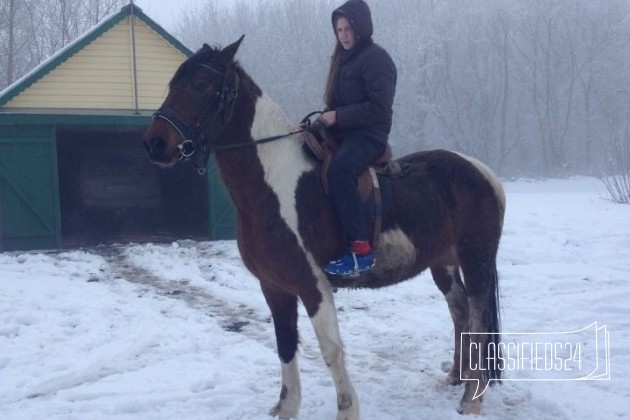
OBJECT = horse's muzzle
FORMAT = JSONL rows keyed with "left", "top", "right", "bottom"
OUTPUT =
{"left": 143, "top": 136, "right": 173, "bottom": 165}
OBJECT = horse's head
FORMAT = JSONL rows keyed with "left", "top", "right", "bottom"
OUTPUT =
{"left": 142, "top": 36, "right": 245, "bottom": 167}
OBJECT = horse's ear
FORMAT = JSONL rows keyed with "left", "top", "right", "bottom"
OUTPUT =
{"left": 218, "top": 35, "right": 245, "bottom": 66}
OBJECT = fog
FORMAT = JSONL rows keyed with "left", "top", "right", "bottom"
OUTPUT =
{"left": 2, "top": 0, "right": 630, "bottom": 178}
{"left": 173, "top": 0, "right": 630, "bottom": 178}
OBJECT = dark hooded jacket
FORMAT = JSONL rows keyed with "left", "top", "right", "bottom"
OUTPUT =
{"left": 329, "top": 0, "right": 397, "bottom": 145}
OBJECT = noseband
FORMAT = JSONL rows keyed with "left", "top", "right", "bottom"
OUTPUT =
{"left": 151, "top": 107, "right": 198, "bottom": 157}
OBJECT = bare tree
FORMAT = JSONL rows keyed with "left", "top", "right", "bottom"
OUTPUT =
{"left": 175, "top": 0, "right": 334, "bottom": 121}
{"left": 166, "top": 0, "right": 630, "bottom": 178}
{"left": 85, "top": 0, "right": 125, "bottom": 26}
{"left": 574, "top": 1, "right": 629, "bottom": 174}
{"left": 1, "top": 0, "right": 24, "bottom": 87}
{"left": 3, "top": 0, "right": 16, "bottom": 85}
{"left": 0, "top": 0, "right": 124, "bottom": 90}
{"left": 421, "top": 3, "right": 521, "bottom": 169}
{"left": 601, "top": 106, "right": 630, "bottom": 203}
{"left": 9, "top": 0, "right": 630, "bottom": 178}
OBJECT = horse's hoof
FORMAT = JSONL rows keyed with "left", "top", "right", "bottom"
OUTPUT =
{"left": 447, "top": 370, "right": 462, "bottom": 385}
{"left": 336, "top": 393, "right": 360, "bottom": 420}
{"left": 269, "top": 402, "right": 298, "bottom": 419}
{"left": 458, "top": 399, "right": 482, "bottom": 415}
{"left": 448, "top": 376, "right": 463, "bottom": 386}
{"left": 336, "top": 409, "right": 360, "bottom": 420}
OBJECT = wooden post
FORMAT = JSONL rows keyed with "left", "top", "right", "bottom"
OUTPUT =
{"left": 0, "top": 183, "right": 4, "bottom": 252}
{"left": 129, "top": 0, "right": 140, "bottom": 114}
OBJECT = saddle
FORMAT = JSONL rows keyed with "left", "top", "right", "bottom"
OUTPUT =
{"left": 302, "top": 123, "right": 406, "bottom": 250}
{"left": 303, "top": 125, "right": 404, "bottom": 199}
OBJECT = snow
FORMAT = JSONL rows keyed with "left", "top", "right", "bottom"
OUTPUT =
{"left": 1, "top": 177, "right": 629, "bottom": 420}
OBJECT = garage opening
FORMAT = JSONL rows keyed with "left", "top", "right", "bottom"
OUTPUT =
{"left": 56, "top": 126, "right": 209, "bottom": 247}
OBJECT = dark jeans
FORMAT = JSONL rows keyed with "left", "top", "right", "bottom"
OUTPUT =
{"left": 327, "top": 136, "right": 386, "bottom": 245}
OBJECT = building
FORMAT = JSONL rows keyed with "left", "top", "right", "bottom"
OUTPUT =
{"left": 0, "top": 4, "right": 235, "bottom": 252}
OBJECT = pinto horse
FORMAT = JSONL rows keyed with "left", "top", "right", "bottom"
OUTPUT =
{"left": 142, "top": 37, "right": 505, "bottom": 419}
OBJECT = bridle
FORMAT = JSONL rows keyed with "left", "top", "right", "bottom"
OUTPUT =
{"left": 151, "top": 62, "right": 239, "bottom": 175}
{"left": 152, "top": 62, "right": 310, "bottom": 175}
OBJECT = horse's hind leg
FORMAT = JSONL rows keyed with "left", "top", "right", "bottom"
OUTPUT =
{"left": 430, "top": 261, "right": 469, "bottom": 385}
{"left": 457, "top": 246, "right": 501, "bottom": 415}
{"left": 261, "top": 284, "right": 301, "bottom": 419}
{"left": 301, "top": 276, "right": 360, "bottom": 420}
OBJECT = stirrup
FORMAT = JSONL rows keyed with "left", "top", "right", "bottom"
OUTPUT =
{"left": 324, "top": 251, "right": 375, "bottom": 277}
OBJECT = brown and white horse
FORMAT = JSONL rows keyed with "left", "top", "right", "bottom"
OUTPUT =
{"left": 142, "top": 38, "right": 505, "bottom": 419}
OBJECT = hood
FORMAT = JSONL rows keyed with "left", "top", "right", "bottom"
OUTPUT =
{"left": 331, "top": 0, "right": 373, "bottom": 42}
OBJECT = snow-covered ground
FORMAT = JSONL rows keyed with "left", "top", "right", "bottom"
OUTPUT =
{"left": 1, "top": 177, "right": 629, "bottom": 420}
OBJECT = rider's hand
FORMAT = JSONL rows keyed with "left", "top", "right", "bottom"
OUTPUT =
{"left": 318, "top": 111, "right": 337, "bottom": 127}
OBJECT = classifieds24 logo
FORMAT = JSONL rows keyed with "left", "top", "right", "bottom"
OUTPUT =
{"left": 461, "top": 322, "right": 610, "bottom": 398}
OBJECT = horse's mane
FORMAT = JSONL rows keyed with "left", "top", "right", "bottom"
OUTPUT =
{"left": 169, "top": 44, "right": 247, "bottom": 89}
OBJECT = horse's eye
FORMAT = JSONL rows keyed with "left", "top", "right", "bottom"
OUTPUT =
{"left": 192, "top": 81, "right": 209, "bottom": 92}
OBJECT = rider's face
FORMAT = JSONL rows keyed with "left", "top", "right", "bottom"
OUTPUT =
{"left": 335, "top": 17, "right": 356, "bottom": 50}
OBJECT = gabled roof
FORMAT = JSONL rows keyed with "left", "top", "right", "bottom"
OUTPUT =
{"left": 0, "top": 3, "right": 192, "bottom": 112}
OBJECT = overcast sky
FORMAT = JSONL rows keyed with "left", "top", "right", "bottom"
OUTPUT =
{"left": 132, "top": 0, "right": 204, "bottom": 30}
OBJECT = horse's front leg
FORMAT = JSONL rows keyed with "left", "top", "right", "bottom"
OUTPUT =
{"left": 301, "top": 274, "right": 360, "bottom": 420}
{"left": 261, "top": 284, "right": 301, "bottom": 419}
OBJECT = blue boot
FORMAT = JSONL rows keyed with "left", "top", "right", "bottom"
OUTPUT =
{"left": 324, "top": 251, "right": 375, "bottom": 277}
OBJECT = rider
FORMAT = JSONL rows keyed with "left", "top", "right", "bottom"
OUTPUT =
{"left": 317, "top": 0, "right": 397, "bottom": 276}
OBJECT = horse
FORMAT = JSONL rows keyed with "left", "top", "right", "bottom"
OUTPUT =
{"left": 142, "top": 37, "right": 505, "bottom": 419}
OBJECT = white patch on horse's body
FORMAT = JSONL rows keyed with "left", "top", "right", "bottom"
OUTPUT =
{"left": 452, "top": 151, "right": 506, "bottom": 222}
{"left": 309, "top": 263, "right": 360, "bottom": 419}
{"left": 375, "top": 227, "right": 417, "bottom": 271}
{"left": 251, "top": 95, "right": 313, "bottom": 250}
{"left": 252, "top": 96, "right": 358, "bottom": 418}
{"left": 247, "top": 96, "right": 352, "bottom": 397}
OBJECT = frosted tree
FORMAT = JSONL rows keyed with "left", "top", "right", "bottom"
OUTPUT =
{"left": 0, "top": 0, "right": 125, "bottom": 90}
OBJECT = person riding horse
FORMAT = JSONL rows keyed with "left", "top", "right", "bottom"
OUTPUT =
{"left": 143, "top": 6, "right": 504, "bottom": 415}
{"left": 317, "top": 0, "right": 397, "bottom": 277}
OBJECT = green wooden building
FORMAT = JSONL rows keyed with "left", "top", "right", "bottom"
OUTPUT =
{"left": 0, "top": 4, "right": 235, "bottom": 252}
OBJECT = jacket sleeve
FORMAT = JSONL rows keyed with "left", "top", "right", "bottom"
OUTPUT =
{"left": 335, "top": 49, "right": 397, "bottom": 129}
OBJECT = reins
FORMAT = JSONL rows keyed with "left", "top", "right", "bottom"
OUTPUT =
{"left": 211, "top": 128, "right": 305, "bottom": 151}
{"left": 153, "top": 68, "right": 323, "bottom": 175}
{"left": 204, "top": 110, "right": 323, "bottom": 151}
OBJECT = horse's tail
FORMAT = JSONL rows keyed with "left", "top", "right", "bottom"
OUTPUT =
{"left": 486, "top": 265, "right": 501, "bottom": 384}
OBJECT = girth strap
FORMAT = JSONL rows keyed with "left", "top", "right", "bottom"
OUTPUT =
{"left": 368, "top": 167, "right": 383, "bottom": 252}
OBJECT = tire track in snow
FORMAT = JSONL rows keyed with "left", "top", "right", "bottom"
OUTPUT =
{"left": 18, "top": 243, "right": 276, "bottom": 403}
{"left": 91, "top": 244, "right": 275, "bottom": 345}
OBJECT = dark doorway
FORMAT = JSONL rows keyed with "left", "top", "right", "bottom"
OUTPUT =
{"left": 56, "top": 126, "right": 209, "bottom": 247}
